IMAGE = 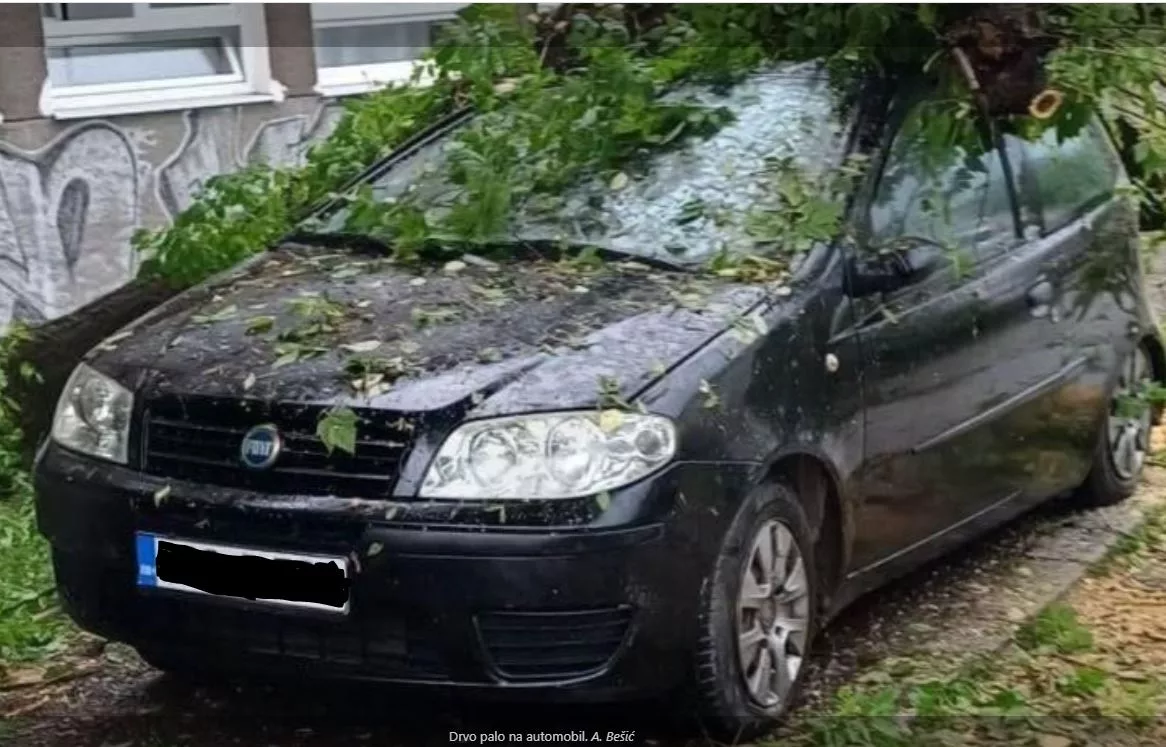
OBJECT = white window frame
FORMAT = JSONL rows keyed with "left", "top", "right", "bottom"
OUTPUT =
{"left": 40, "top": 3, "right": 283, "bottom": 119}
{"left": 311, "top": 3, "right": 464, "bottom": 97}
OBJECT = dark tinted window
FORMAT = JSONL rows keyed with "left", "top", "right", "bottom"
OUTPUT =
{"left": 869, "top": 102, "right": 1017, "bottom": 263}
{"left": 1004, "top": 118, "right": 1121, "bottom": 236}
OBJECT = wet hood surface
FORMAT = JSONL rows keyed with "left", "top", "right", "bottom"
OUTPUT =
{"left": 95, "top": 245, "right": 765, "bottom": 417}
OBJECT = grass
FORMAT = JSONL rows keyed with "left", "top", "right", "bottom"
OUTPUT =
{"left": 0, "top": 495, "right": 68, "bottom": 665}
{"left": 1015, "top": 603, "right": 1094, "bottom": 655}
{"left": 1093, "top": 503, "right": 1166, "bottom": 575}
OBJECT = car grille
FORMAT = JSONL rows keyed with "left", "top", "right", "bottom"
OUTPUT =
{"left": 476, "top": 607, "right": 633, "bottom": 681}
{"left": 141, "top": 395, "right": 412, "bottom": 497}
{"left": 137, "top": 597, "right": 448, "bottom": 680}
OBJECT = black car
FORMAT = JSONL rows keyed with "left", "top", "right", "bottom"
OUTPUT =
{"left": 34, "top": 63, "right": 1162, "bottom": 736}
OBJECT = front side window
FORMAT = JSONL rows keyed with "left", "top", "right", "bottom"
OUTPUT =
{"left": 1004, "top": 118, "right": 1122, "bottom": 236}
{"left": 869, "top": 99, "right": 1018, "bottom": 264}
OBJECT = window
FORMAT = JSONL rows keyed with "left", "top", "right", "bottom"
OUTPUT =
{"left": 1004, "top": 118, "right": 1122, "bottom": 236}
{"left": 41, "top": 3, "right": 279, "bottom": 118}
{"left": 311, "top": 3, "right": 465, "bottom": 96}
{"left": 869, "top": 100, "right": 1018, "bottom": 263}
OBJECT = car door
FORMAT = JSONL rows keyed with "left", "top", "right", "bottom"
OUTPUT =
{"left": 843, "top": 93, "right": 1033, "bottom": 574}
{"left": 991, "top": 116, "right": 1135, "bottom": 498}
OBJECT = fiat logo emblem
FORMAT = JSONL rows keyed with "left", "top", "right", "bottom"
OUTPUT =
{"left": 240, "top": 424, "right": 282, "bottom": 470}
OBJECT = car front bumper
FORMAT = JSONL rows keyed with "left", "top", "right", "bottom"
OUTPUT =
{"left": 34, "top": 442, "right": 752, "bottom": 700}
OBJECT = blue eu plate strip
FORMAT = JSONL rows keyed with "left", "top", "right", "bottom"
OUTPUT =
{"left": 135, "top": 533, "right": 158, "bottom": 588}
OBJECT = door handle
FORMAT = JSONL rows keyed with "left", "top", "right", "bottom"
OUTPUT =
{"left": 1026, "top": 279, "right": 1055, "bottom": 317}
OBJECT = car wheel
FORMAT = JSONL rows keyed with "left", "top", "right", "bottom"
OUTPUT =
{"left": 692, "top": 482, "right": 817, "bottom": 740}
{"left": 1075, "top": 344, "right": 1159, "bottom": 507}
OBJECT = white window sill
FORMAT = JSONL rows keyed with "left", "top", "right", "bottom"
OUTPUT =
{"left": 44, "top": 89, "right": 283, "bottom": 120}
{"left": 315, "top": 61, "right": 433, "bottom": 99}
{"left": 315, "top": 79, "right": 398, "bottom": 98}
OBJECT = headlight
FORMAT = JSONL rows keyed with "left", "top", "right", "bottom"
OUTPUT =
{"left": 51, "top": 363, "right": 133, "bottom": 463}
{"left": 420, "top": 411, "right": 677, "bottom": 499}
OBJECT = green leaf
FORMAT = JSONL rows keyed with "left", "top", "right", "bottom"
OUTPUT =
{"left": 245, "top": 316, "right": 276, "bottom": 335}
{"left": 192, "top": 304, "right": 238, "bottom": 325}
{"left": 341, "top": 340, "right": 382, "bottom": 354}
{"left": 317, "top": 407, "right": 358, "bottom": 455}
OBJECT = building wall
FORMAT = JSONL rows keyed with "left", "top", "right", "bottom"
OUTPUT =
{"left": 0, "top": 97, "right": 345, "bottom": 327}
{"left": 0, "top": 2, "right": 473, "bottom": 331}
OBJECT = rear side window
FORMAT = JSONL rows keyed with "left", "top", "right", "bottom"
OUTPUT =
{"left": 868, "top": 102, "right": 1018, "bottom": 264}
{"left": 1004, "top": 118, "right": 1122, "bottom": 236}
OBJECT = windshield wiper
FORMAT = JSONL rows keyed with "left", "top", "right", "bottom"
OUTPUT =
{"left": 468, "top": 237, "right": 692, "bottom": 272}
{"left": 280, "top": 230, "right": 692, "bottom": 273}
{"left": 280, "top": 229, "right": 393, "bottom": 256}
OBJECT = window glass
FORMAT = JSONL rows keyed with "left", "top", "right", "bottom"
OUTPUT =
{"left": 1005, "top": 119, "right": 1121, "bottom": 235}
{"left": 870, "top": 103, "right": 1017, "bottom": 262}
{"left": 320, "top": 64, "right": 850, "bottom": 266}
{"left": 47, "top": 35, "right": 235, "bottom": 86}
{"left": 56, "top": 3, "right": 133, "bottom": 20}
{"left": 42, "top": 3, "right": 244, "bottom": 93}
{"left": 314, "top": 20, "right": 434, "bottom": 68}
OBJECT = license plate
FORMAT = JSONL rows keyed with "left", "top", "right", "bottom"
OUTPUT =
{"left": 135, "top": 533, "right": 351, "bottom": 614}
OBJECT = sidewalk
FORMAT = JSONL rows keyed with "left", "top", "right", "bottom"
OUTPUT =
{"left": 777, "top": 478, "right": 1166, "bottom": 747}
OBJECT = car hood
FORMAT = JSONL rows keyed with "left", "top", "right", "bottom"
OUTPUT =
{"left": 94, "top": 245, "right": 766, "bottom": 417}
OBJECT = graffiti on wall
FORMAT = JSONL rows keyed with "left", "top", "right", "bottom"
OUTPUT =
{"left": 158, "top": 103, "right": 342, "bottom": 219}
{"left": 0, "top": 100, "right": 343, "bottom": 329}
{"left": 0, "top": 122, "right": 141, "bottom": 326}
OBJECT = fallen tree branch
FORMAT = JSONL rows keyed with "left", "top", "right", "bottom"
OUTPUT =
{"left": 0, "top": 664, "right": 100, "bottom": 692}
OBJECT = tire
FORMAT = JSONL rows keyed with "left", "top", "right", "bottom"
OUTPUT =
{"left": 1075, "top": 344, "right": 1159, "bottom": 507}
{"left": 692, "top": 482, "right": 818, "bottom": 741}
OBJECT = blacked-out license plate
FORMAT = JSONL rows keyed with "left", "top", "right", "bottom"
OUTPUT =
{"left": 135, "top": 533, "right": 351, "bottom": 614}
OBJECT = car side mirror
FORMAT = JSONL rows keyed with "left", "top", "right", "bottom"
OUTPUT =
{"left": 845, "top": 237, "right": 947, "bottom": 298}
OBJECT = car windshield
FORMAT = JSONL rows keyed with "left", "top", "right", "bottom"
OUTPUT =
{"left": 317, "top": 62, "right": 850, "bottom": 265}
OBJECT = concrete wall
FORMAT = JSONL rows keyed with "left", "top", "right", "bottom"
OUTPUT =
{"left": 0, "top": 97, "right": 345, "bottom": 328}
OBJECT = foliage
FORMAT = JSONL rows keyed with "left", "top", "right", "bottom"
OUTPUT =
{"left": 334, "top": 8, "right": 760, "bottom": 260}
{"left": 1016, "top": 603, "right": 1094, "bottom": 654}
{"left": 133, "top": 4, "right": 1166, "bottom": 291}
{"left": 0, "top": 496, "right": 67, "bottom": 663}
{"left": 0, "top": 326, "right": 67, "bottom": 664}
{"left": 317, "top": 406, "right": 358, "bottom": 455}
{"left": 0, "top": 325, "right": 36, "bottom": 500}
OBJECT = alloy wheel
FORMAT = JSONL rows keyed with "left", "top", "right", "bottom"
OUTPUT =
{"left": 735, "top": 519, "right": 811, "bottom": 708}
{"left": 1108, "top": 347, "right": 1154, "bottom": 481}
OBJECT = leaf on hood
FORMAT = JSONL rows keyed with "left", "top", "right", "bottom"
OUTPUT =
{"left": 245, "top": 316, "right": 275, "bottom": 335}
{"left": 192, "top": 304, "right": 238, "bottom": 325}
{"left": 342, "top": 340, "right": 382, "bottom": 354}
{"left": 598, "top": 409, "right": 624, "bottom": 433}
